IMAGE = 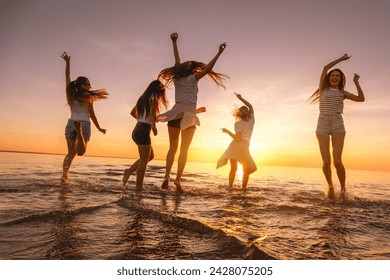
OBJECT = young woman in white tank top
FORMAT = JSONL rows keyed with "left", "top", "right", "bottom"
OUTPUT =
{"left": 60, "top": 52, "right": 108, "bottom": 184}
{"left": 157, "top": 32, "right": 228, "bottom": 193}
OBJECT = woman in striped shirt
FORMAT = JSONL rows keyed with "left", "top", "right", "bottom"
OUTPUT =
{"left": 309, "top": 53, "right": 365, "bottom": 195}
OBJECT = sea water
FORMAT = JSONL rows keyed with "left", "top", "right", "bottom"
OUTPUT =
{"left": 0, "top": 151, "right": 389, "bottom": 260}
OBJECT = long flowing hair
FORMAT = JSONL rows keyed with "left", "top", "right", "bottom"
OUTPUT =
{"left": 233, "top": 106, "right": 249, "bottom": 121}
{"left": 308, "top": 68, "right": 346, "bottom": 104}
{"left": 66, "top": 76, "right": 108, "bottom": 107}
{"left": 158, "top": 61, "right": 229, "bottom": 88}
{"left": 135, "top": 80, "right": 168, "bottom": 119}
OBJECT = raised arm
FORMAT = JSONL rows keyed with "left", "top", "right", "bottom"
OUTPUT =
{"left": 235, "top": 92, "right": 254, "bottom": 115}
{"left": 61, "top": 52, "right": 71, "bottom": 87}
{"left": 195, "top": 42, "right": 227, "bottom": 81}
{"left": 319, "top": 53, "right": 350, "bottom": 88}
{"left": 348, "top": 74, "right": 365, "bottom": 102}
{"left": 170, "top": 33, "right": 180, "bottom": 65}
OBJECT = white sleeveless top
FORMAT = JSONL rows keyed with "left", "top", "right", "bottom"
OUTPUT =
{"left": 174, "top": 75, "right": 198, "bottom": 104}
{"left": 70, "top": 100, "right": 90, "bottom": 122}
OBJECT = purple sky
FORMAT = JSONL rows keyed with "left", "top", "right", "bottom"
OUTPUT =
{"left": 1, "top": 0, "right": 389, "bottom": 170}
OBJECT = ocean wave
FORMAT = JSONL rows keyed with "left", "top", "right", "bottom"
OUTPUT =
{"left": 117, "top": 196, "right": 275, "bottom": 260}
{"left": 0, "top": 200, "right": 121, "bottom": 227}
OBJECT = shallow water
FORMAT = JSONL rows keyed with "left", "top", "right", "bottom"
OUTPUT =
{"left": 0, "top": 151, "right": 389, "bottom": 259}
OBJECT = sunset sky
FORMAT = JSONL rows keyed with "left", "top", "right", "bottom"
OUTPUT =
{"left": 1, "top": 0, "right": 389, "bottom": 171}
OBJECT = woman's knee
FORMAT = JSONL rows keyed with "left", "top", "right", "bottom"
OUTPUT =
{"left": 66, "top": 151, "right": 77, "bottom": 159}
{"left": 168, "top": 140, "right": 179, "bottom": 152}
{"left": 322, "top": 159, "right": 331, "bottom": 168}
{"left": 230, "top": 162, "right": 237, "bottom": 173}
{"left": 333, "top": 159, "right": 344, "bottom": 169}
{"left": 77, "top": 150, "right": 86, "bottom": 156}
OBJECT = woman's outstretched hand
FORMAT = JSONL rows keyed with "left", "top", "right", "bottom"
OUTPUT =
{"left": 234, "top": 92, "right": 242, "bottom": 99}
{"left": 219, "top": 42, "right": 227, "bottom": 54}
{"left": 61, "top": 51, "right": 70, "bottom": 62}
{"left": 170, "top": 32, "right": 178, "bottom": 41}
{"left": 353, "top": 73, "right": 360, "bottom": 83}
{"left": 341, "top": 53, "right": 351, "bottom": 61}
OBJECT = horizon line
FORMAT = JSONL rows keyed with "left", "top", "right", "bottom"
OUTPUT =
{"left": 1, "top": 149, "right": 389, "bottom": 173}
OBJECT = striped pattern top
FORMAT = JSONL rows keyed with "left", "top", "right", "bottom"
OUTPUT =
{"left": 319, "top": 88, "right": 351, "bottom": 114}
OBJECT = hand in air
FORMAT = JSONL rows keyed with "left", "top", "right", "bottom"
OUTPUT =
{"left": 170, "top": 32, "right": 178, "bottom": 41}
{"left": 219, "top": 42, "right": 227, "bottom": 54}
{"left": 61, "top": 51, "right": 70, "bottom": 62}
{"left": 341, "top": 53, "right": 351, "bottom": 61}
{"left": 353, "top": 73, "right": 360, "bottom": 83}
{"left": 234, "top": 92, "right": 242, "bottom": 99}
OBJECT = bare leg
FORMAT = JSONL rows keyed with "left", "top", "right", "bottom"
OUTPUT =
{"left": 242, "top": 164, "right": 250, "bottom": 191}
{"left": 174, "top": 126, "right": 196, "bottom": 192}
{"left": 332, "top": 133, "right": 346, "bottom": 191}
{"left": 316, "top": 133, "right": 333, "bottom": 188}
{"left": 229, "top": 159, "right": 237, "bottom": 190}
{"left": 74, "top": 121, "right": 88, "bottom": 156}
{"left": 123, "top": 160, "right": 139, "bottom": 186}
{"left": 61, "top": 139, "right": 77, "bottom": 183}
{"left": 161, "top": 126, "right": 180, "bottom": 189}
{"left": 135, "top": 144, "right": 152, "bottom": 190}
{"left": 124, "top": 147, "right": 154, "bottom": 186}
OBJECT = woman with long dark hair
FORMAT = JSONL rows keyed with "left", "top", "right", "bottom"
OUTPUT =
{"left": 60, "top": 52, "right": 108, "bottom": 184}
{"left": 123, "top": 80, "right": 168, "bottom": 189}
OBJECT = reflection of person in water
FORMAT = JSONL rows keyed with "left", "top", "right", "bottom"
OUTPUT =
{"left": 46, "top": 189, "right": 82, "bottom": 259}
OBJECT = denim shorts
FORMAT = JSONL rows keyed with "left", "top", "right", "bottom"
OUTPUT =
{"left": 316, "top": 113, "right": 346, "bottom": 136}
{"left": 132, "top": 122, "right": 152, "bottom": 145}
{"left": 65, "top": 119, "right": 91, "bottom": 141}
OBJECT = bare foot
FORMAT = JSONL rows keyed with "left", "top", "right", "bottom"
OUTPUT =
{"left": 161, "top": 177, "right": 169, "bottom": 189}
{"left": 60, "top": 175, "right": 69, "bottom": 185}
{"left": 123, "top": 168, "right": 132, "bottom": 186}
{"left": 327, "top": 186, "right": 335, "bottom": 200}
{"left": 174, "top": 181, "right": 184, "bottom": 194}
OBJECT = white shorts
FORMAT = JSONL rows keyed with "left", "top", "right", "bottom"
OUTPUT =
{"left": 316, "top": 113, "right": 346, "bottom": 136}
